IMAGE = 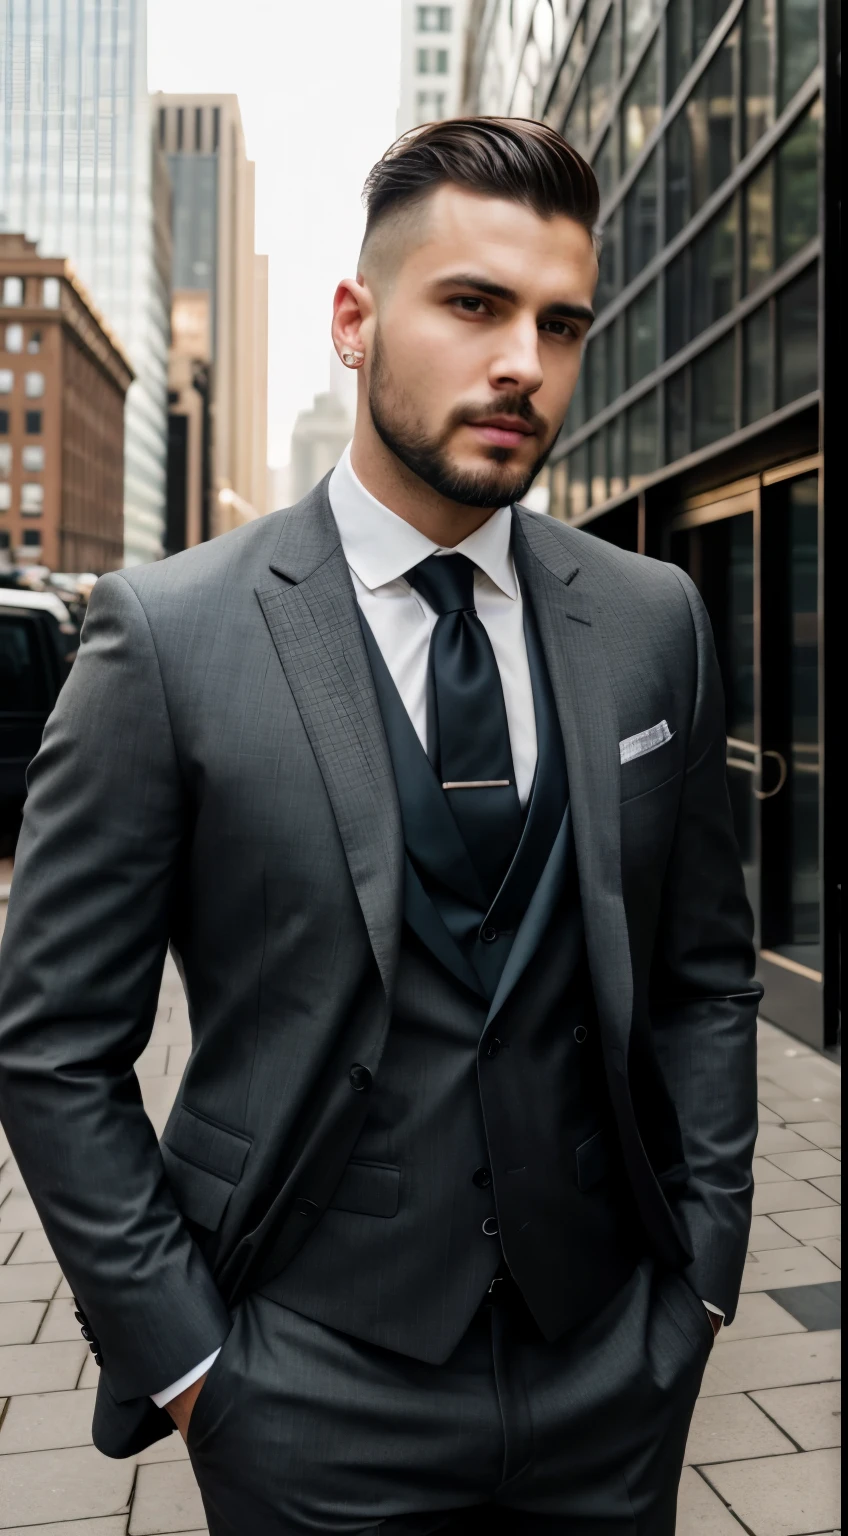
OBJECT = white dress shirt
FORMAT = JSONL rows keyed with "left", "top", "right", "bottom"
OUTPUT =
{"left": 151, "top": 449, "right": 718, "bottom": 1408}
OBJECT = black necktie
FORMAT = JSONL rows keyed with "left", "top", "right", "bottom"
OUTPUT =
{"left": 405, "top": 552, "right": 523, "bottom": 902}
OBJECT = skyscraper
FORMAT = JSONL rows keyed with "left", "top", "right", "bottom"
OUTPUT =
{"left": 397, "top": 2, "right": 472, "bottom": 136}
{"left": 154, "top": 94, "right": 268, "bottom": 539}
{"left": 0, "top": 0, "right": 169, "bottom": 564}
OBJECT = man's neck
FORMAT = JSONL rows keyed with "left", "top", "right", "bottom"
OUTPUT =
{"left": 349, "top": 424, "right": 499, "bottom": 549}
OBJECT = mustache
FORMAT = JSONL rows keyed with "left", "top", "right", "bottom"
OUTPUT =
{"left": 448, "top": 394, "right": 549, "bottom": 438}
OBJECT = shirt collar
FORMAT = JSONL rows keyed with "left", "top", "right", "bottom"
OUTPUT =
{"left": 328, "top": 443, "right": 518, "bottom": 601}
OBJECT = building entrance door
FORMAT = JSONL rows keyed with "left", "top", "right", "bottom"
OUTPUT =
{"left": 669, "top": 463, "right": 823, "bottom": 1047}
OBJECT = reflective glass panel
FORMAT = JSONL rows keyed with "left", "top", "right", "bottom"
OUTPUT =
{"left": 568, "top": 364, "right": 587, "bottom": 432}
{"left": 564, "top": 75, "right": 590, "bottom": 153}
{"left": 626, "top": 282, "right": 658, "bottom": 384}
{"left": 589, "top": 429, "right": 608, "bottom": 505}
{"left": 666, "top": 0, "right": 730, "bottom": 99}
{"left": 743, "top": 303, "right": 773, "bottom": 422}
{"left": 584, "top": 334, "right": 607, "bottom": 420}
{"left": 606, "top": 316, "right": 625, "bottom": 404}
{"left": 666, "top": 367, "right": 690, "bottom": 460}
{"left": 623, "top": 37, "right": 660, "bottom": 169}
{"left": 595, "top": 206, "right": 622, "bottom": 311}
{"left": 609, "top": 412, "right": 626, "bottom": 495}
{"left": 665, "top": 250, "right": 688, "bottom": 357}
{"left": 778, "top": 0, "right": 819, "bottom": 109}
{"left": 744, "top": 159, "right": 774, "bottom": 293}
{"left": 626, "top": 390, "right": 658, "bottom": 484}
{"left": 744, "top": 0, "right": 775, "bottom": 152}
{"left": 593, "top": 130, "right": 616, "bottom": 205}
{"left": 777, "top": 265, "right": 818, "bottom": 404}
{"left": 784, "top": 474, "right": 820, "bottom": 948}
{"left": 776, "top": 103, "right": 821, "bottom": 264}
{"left": 587, "top": 13, "right": 615, "bottom": 135}
{"left": 625, "top": 150, "right": 658, "bottom": 282}
{"left": 567, "top": 443, "right": 589, "bottom": 518}
{"left": 692, "top": 332, "right": 735, "bottom": 448}
{"left": 624, "top": 0, "right": 661, "bottom": 68}
{"left": 687, "top": 26, "right": 739, "bottom": 214}
{"left": 691, "top": 198, "right": 737, "bottom": 338}
{"left": 665, "top": 112, "right": 690, "bottom": 238}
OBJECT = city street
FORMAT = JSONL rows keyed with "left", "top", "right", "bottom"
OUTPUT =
{"left": 0, "top": 893, "right": 841, "bottom": 1535}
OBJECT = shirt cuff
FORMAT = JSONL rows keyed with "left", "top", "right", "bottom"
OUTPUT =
{"left": 702, "top": 1300, "right": 726, "bottom": 1319}
{"left": 151, "top": 1348, "right": 221, "bottom": 1409}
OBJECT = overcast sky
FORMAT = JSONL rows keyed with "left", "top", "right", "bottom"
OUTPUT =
{"left": 147, "top": 0, "right": 402, "bottom": 467}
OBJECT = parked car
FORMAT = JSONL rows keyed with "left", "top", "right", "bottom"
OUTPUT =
{"left": 0, "top": 588, "right": 79, "bottom": 851}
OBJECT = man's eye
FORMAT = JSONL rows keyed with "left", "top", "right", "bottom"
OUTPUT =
{"left": 541, "top": 320, "right": 576, "bottom": 337}
{"left": 452, "top": 296, "right": 487, "bottom": 313}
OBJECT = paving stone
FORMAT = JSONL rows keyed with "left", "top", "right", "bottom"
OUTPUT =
{"left": 150, "top": 1015, "right": 190, "bottom": 1046}
{"left": 139, "top": 1078, "right": 179, "bottom": 1138}
{"left": 751, "top": 1381, "right": 842, "bottom": 1450}
{"left": 703, "top": 1446, "right": 840, "bottom": 1536}
{"left": 770, "top": 1206, "right": 842, "bottom": 1241}
{"left": 54, "top": 1276, "right": 73, "bottom": 1298}
{"left": 768, "top": 1281, "right": 841, "bottom": 1332}
{"left": 129, "top": 1458, "right": 206, "bottom": 1534}
{"left": 717, "top": 1291, "right": 806, "bottom": 1342}
{"left": 135, "top": 1045, "right": 169, "bottom": 1079}
{"left": 755, "top": 1126, "right": 818, "bottom": 1155}
{"left": 752, "top": 1180, "right": 837, "bottom": 1215}
{"left": 0, "top": 1522, "right": 128, "bottom": 1535}
{"left": 759, "top": 1060, "right": 842, "bottom": 1099}
{"left": 0, "top": 1299, "right": 47, "bottom": 1344}
{"left": 37, "top": 1298, "right": 83, "bottom": 1342}
{"left": 135, "top": 1430, "right": 190, "bottom": 1463}
{"left": 683, "top": 1391, "right": 795, "bottom": 1464}
{"left": 0, "top": 1340, "right": 87, "bottom": 1395}
{"left": 6, "top": 1228, "right": 55, "bottom": 1263}
{"left": 756, "top": 1102, "right": 782, "bottom": 1123}
{"left": 767, "top": 1150, "right": 842, "bottom": 1180}
{"left": 0, "top": 1233, "right": 20, "bottom": 1263}
{"left": 166, "top": 1044, "right": 190, "bottom": 1078}
{"left": 0, "top": 1191, "right": 42, "bottom": 1231}
{"left": 810, "top": 1175, "right": 841, "bottom": 1201}
{"left": 699, "top": 1328, "right": 840, "bottom": 1396}
{"left": 793, "top": 1120, "right": 841, "bottom": 1149}
{"left": 740, "top": 1246, "right": 842, "bottom": 1292}
{"left": 751, "top": 1156, "right": 788, "bottom": 1183}
{"left": 0, "top": 1263, "right": 61, "bottom": 1303}
{"left": 747, "top": 1216, "right": 801, "bottom": 1251}
{"left": 770, "top": 1097, "right": 842, "bottom": 1125}
{"left": 77, "top": 1349, "right": 101, "bottom": 1388}
{"left": 811, "top": 1237, "right": 841, "bottom": 1267}
{"left": 0, "top": 1387, "right": 97, "bottom": 1453}
{"left": 0, "top": 1444, "right": 134, "bottom": 1526}
{"left": 675, "top": 1467, "right": 748, "bottom": 1535}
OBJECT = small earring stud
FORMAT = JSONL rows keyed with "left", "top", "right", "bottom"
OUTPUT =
{"left": 341, "top": 350, "right": 364, "bottom": 367}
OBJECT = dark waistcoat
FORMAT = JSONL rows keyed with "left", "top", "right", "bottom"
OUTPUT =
{"left": 261, "top": 598, "right": 640, "bottom": 1361}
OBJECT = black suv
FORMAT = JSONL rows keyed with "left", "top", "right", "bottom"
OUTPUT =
{"left": 0, "top": 590, "right": 78, "bottom": 853}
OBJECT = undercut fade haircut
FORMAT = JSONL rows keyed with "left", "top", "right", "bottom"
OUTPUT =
{"left": 361, "top": 116, "right": 600, "bottom": 254}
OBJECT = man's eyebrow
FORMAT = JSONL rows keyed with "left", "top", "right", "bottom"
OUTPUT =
{"left": 432, "top": 272, "right": 594, "bottom": 326}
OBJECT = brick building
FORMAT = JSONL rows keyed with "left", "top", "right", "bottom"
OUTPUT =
{"left": 0, "top": 234, "right": 133, "bottom": 574}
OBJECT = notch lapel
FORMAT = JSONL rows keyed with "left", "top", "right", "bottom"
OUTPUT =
{"left": 255, "top": 481, "right": 403, "bottom": 1004}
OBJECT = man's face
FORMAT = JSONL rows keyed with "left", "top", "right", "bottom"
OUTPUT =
{"left": 362, "top": 184, "right": 597, "bottom": 508}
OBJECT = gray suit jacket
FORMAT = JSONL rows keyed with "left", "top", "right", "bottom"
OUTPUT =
{"left": 0, "top": 478, "right": 761, "bottom": 1451}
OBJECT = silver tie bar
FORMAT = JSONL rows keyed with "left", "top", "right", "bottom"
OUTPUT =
{"left": 441, "top": 780, "right": 511, "bottom": 789}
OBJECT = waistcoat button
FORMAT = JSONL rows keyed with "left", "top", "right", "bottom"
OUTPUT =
{"left": 472, "top": 1167, "right": 492, "bottom": 1188}
{"left": 349, "top": 1064, "right": 372, "bottom": 1092}
{"left": 480, "top": 925, "right": 498, "bottom": 943}
{"left": 574, "top": 1025, "right": 588, "bottom": 1043}
{"left": 482, "top": 1216, "right": 499, "bottom": 1236}
{"left": 486, "top": 1036, "right": 502, "bottom": 1058}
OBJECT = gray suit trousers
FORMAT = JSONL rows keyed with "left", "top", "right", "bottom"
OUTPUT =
{"left": 186, "top": 1259, "right": 713, "bottom": 1536}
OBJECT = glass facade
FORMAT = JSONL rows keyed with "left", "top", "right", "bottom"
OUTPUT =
{"left": 0, "top": 0, "right": 168, "bottom": 563}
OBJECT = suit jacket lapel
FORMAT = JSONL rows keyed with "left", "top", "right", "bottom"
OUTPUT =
{"left": 255, "top": 480, "right": 403, "bottom": 1004}
{"left": 512, "top": 510, "right": 633, "bottom": 1054}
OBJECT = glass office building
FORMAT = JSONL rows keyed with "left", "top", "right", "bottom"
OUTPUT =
{"left": 0, "top": 0, "right": 168, "bottom": 564}
{"left": 463, "top": 0, "right": 840, "bottom": 1049}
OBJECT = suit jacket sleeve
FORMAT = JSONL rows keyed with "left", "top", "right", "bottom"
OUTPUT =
{"left": 0, "top": 573, "right": 231, "bottom": 1401}
{"left": 649, "top": 566, "right": 762, "bottom": 1321}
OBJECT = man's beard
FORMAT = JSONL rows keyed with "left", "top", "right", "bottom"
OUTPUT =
{"left": 368, "top": 328, "right": 557, "bottom": 510}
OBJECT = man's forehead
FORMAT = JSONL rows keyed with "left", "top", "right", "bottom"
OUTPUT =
{"left": 404, "top": 188, "right": 597, "bottom": 298}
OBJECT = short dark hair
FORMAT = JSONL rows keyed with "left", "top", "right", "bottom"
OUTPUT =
{"left": 362, "top": 116, "right": 600, "bottom": 248}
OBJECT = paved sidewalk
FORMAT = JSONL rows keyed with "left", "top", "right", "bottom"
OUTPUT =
{"left": 0, "top": 918, "right": 841, "bottom": 1534}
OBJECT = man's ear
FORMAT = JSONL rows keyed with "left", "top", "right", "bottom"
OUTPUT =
{"left": 332, "top": 276, "right": 372, "bottom": 364}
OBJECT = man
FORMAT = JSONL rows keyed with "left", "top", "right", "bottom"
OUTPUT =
{"left": 0, "top": 119, "right": 760, "bottom": 1534}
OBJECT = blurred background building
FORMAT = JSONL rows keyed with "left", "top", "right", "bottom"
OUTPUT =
{"left": 0, "top": 237, "right": 133, "bottom": 572}
{"left": 154, "top": 93, "right": 268, "bottom": 548}
{"left": 0, "top": 0, "right": 169, "bottom": 566}
{"left": 398, "top": 1, "right": 471, "bottom": 133}
{"left": 462, "top": 0, "right": 840, "bottom": 1052}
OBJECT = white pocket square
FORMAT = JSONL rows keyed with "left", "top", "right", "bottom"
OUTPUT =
{"left": 619, "top": 720, "right": 672, "bottom": 765}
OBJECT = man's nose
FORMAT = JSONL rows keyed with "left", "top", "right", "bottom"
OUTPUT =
{"left": 489, "top": 320, "right": 544, "bottom": 396}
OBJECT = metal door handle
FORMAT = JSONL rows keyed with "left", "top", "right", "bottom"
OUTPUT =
{"left": 754, "top": 749, "right": 788, "bottom": 800}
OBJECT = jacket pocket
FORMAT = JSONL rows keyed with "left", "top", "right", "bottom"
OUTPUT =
{"left": 328, "top": 1160, "right": 400, "bottom": 1218}
{"left": 162, "top": 1105, "right": 252, "bottom": 1231}
{"left": 575, "top": 1129, "right": 609, "bottom": 1192}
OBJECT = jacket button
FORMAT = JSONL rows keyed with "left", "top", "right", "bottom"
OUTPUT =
{"left": 482, "top": 1216, "right": 499, "bottom": 1236}
{"left": 94, "top": 1352, "right": 103, "bottom": 1366}
{"left": 349, "top": 1064, "right": 372, "bottom": 1092}
{"left": 486, "top": 1036, "right": 502, "bottom": 1059}
{"left": 80, "top": 1327, "right": 93, "bottom": 1342}
{"left": 574, "top": 1025, "right": 588, "bottom": 1043}
{"left": 480, "top": 925, "right": 498, "bottom": 943}
{"left": 295, "top": 1197, "right": 319, "bottom": 1216}
{"left": 472, "top": 1167, "right": 492, "bottom": 1189}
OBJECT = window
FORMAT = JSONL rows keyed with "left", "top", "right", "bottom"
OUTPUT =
{"left": 0, "top": 530, "right": 9, "bottom": 547}
{"left": 593, "top": 130, "right": 616, "bottom": 205}
{"left": 666, "top": 0, "right": 729, "bottom": 98}
{"left": 623, "top": 37, "right": 659, "bottom": 169}
{"left": 195, "top": 106, "right": 203, "bottom": 151}
{"left": 625, "top": 150, "right": 658, "bottom": 282}
{"left": 22, "top": 529, "right": 42, "bottom": 546}
{"left": 0, "top": 444, "right": 11, "bottom": 474}
{"left": 745, "top": 160, "right": 774, "bottom": 292}
{"left": 416, "top": 90, "right": 447, "bottom": 119}
{"left": 692, "top": 332, "right": 735, "bottom": 448}
{"left": 212, "top": 106, "right": 221, "bottom": 152}
{"left": 567, "top": 443, "right": 589, "bottom": 519}
{"left": 667, "top": 26, "right": 739, "bottom": 237}
{"left": 778, "top": 0, "right": 818, "bottom": 110}
{"left": 21, "top": 483, "right": 45, "bottom": 512}
{"left": 176, "top": 105, "right": 184, "bottom": 150}
{"left": 666, "top": 366, "right": 690, "bottom": 460}
{"left": 4, "top": 325, "right": 24, "bottom": 353}
{"left": 665, "top": 250, "right": 688, "bottom": 357}
{"left": 691, "top": 199, "right": 737, "bottom": 338}
{"left": 0, "top": 483, "right": 11, "bottom": 510}
{"left": 743, "top": 303, "right": 772, "bottom": 422}
{"left": 587, "top": 14, "right": 615, "bottom": 136}
{"left": 0, "top": 369, "right": 12, "bottom": 393}
{"left": 417, "top": 47, "right": 449, "bottom": 73}
{"left": 744, "top": 0, "right": 775, "bottom": 153}
{"left": 27, "top": 330, "right": 41, "bottom": 354}
{"left": 22, "top": 446, "right": 45, "bottom": 471}
{"left": 42, "top": 278, "right": 61, "bottom": 308}
{"left": 777, "top": 266, "right": 818, "bottom": 404}
{"left": 0, "top": 411, "right": 9, "bottom": 435}
{"left": 623, "top": 0, "right": 661, "bottom": 70}
{"left": 626, "top": 391, "right": 658, "bottom": 485}
{"left": 24, "top": 371, "right": 44, "bottom": 398}
{"left": 608, "top": 413, "right": 626, "bottom": 496}
{"left": 158, "top": 107, "right": 166, "bottom": 146}
{"left": 417, "top": 5, "right": 451, "bottom": 30}
{"left": 626, "top": 282, "right": 658, "bottom": 385}
{"left": 776, "top": 104, "right": 820, "bottom": 264}
{"left": 2, "top": 277, "right": 24, "bottom": 306}
{"left": 589, "top": 430, "right": 607, "bottom": 506}
{"left": 0, "top": 614, "right": 50, "bottom": 708}
{"left": 25, "top": 411, "right": 42, "bottom": 434}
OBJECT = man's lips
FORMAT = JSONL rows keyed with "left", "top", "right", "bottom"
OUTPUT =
{"left": 466, "top": 416, "right": 537, "bottom": 448}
